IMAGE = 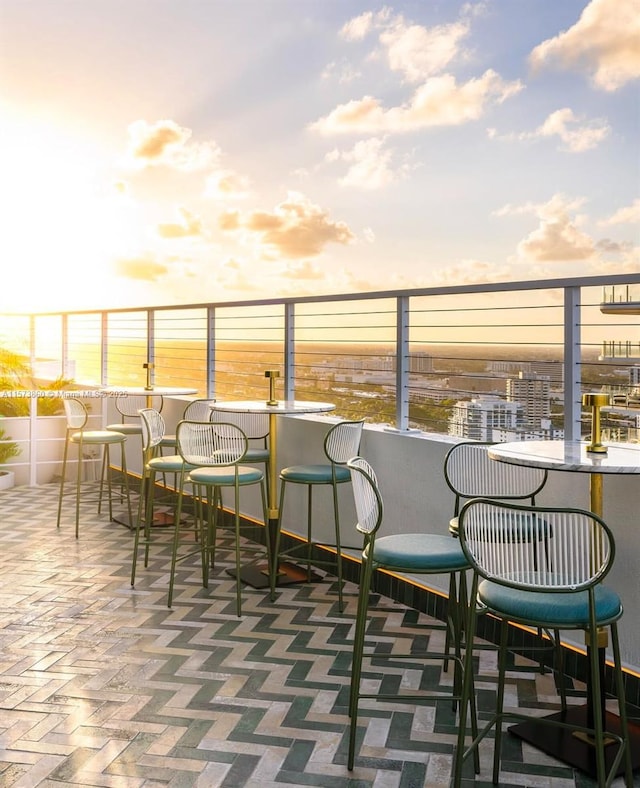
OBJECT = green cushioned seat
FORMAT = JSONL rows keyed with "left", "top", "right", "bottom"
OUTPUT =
{"left": 106, "top": 422, "right": 143, "bottom": 435}
{"left": 280, "top": 464, "right": 351, "bottom": 484}
{"left": 369, "top": 533, "right": 469, "bottom": 572}
{"left": 189, "top": 465, "right": 264, "bottom": 485}
{"left": 71, "top": 430, "right": 126, "bottom": 444}
{"left": 478, "top": 579, "right": 622, "bottom": 627}
{"left": 148, "top": 454, "right": 196, "bottom": 473}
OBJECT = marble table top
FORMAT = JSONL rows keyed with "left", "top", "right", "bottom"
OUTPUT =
{"left": 488, "top": 440, "right": 640, "bottom": 475}
{"left": 210, "top": 400, "right": 335, "bottom": 416}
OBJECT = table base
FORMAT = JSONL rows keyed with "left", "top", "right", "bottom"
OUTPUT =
{"left": 509, "top": 706, "right": 640, "bottom": 777}
{"left": 227, "top": 561, "right": 322, "bottom": 589}
{"left": 113, "top": 510, "right": 185, "bottom": 530}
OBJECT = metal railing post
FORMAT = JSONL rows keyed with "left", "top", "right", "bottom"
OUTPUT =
{"left": 101, "top": 312, "right": 108, "bottom": 386}
{"left": 284, "top": 303, "right": 294, "bottom": 401}
{"left": 564, "top": 285, "right": 581, "bottom": 441}
{"left": 207, "top": 306, "right": 216, "bottom": 398}
{"left": 146, "top": 310, "right": 155, "bottom": 387}
{"left": 395, "top": 296, "right": 410, "bottom": 431}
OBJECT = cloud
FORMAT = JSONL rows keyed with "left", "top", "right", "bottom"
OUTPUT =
{"left": 126, "top": 119, "right": 221, "bottom": 170}
{"left": 321, "top": 59, "right": 362, "bottom": 84}
{"left": 536, "top": 108, "right": 610, "bottom": 152}
{"left": 429, "top": 258, "right": 512, "bottom": 286}
{"left": 326, "top": 137, "right": 408, "bottom": 189}
{"left": 280, "top": 260, "right": 325, "bottom": 281}
{"left": 340, "top": 7, "right": 471, "bottom": 82}
{"left": 529, "top": 0, "right": 640, "bottom": 91}
{"left": 339, "top": 10, "right": 387, "bottom": 42}
{"left": 156, "top": 207, "right": 206, "bottom": 239}
{"left": 113, "top": 255, "right": 169, "bottom": 281}
{"left": 218, "top": 192, "right": 354, "bottom": 259}
{"left": 488, "top": 107, "right": 610, "bottom": 152}
{"left": 312, "top": 69, "right": 523, "bottom": 134}
{"left": 380, "top": 18, "right": 471, "bottom": 83}
{"left": 204, "top": 170, "right": 251, "bottom": 200}
{"left": 599, "top": 199, "right": 640, "bottom": 226}
{"left": 498, "top": 194, "right": 596, "bottom": 262}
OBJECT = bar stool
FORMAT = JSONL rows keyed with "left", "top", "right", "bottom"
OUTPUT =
{"left": 130, "top": 408, "right": 197, "bottom": 602}
{"left": 209, "top": 409, "right": 270, "bottom": 495}
{"left": 175, "top": 419, "right": 269, "bottom": 617}
{"left": 452, "top": 498, "right": 632, "bottom": 787}
{"left": 106, "top": 394, "right": 164, "bottom": 437}
{"left": 159, "top": 398, "right": 216, "bottom": 452}
{"left": 274, "top": 419, "right": 364, "bottom": 612}
{"left": 444, "top": 440, "right": 553, "bottom": 671}
{"left": 56, "top": 397, "right": 132, "bottom": 538}
{"left": 346, "top": 456, "right": 478, "bottom": 772}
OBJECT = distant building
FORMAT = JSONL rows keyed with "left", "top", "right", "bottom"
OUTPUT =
{"left": 488, "top": 360, "right": 563, "bottom": 384}
{"left": 409, "top": 353, "right": 434, "bottom": 374}
{"left": 506, "top": 371, "right": 551, "bottom": 431}
{"left": 448, "top": 396, "right": 524, "bottom": 441}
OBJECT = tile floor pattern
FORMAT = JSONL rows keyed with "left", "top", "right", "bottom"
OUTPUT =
{"left": 0, "top": 483, "right": 637, "bottom": 788}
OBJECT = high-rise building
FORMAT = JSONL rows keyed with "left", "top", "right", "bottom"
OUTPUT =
{"left": 448, "top": 396, "right": 524, "bottom": 441}
{"left": 506, "top": 371, "right": 551, "bottom": 431}
{"left": 409, "top": 353, "right": 434, "bottom": 374}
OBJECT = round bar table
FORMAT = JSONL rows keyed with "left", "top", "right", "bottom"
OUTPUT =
{"left": 210, "top": 399, "right": 335, "bottom": 588}
{"left": 101, "top": 385, "right": 198, "bottom": 407}
{"left": 488, "top": 439, "right": 640, "bottom": 778}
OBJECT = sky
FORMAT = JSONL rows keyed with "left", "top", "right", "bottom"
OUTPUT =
{"left": 0, "top": 0, "right": 638, "bottom": 313}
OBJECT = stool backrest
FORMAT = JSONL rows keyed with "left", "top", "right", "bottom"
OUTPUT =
{"left": 458, "top": 498, "right": 614, "bottom": 592}
{"left": 444, "top": 441, "right": 547, "bottom": 516}
{"left": 139, "top": 408, "right": 165, "bottom": 451}
{"left": 210, "top": 409, "right": 269, "bottom": 443}
{"left": 325, "top": 420, "right": 364, "bottom": 464}
{"left": 347, "top": 456, "right": 383, "bottom": 537}
{"left": 63, "top": 397, "right": 89, "bottom": 430}
{"left": 115, "top": 395, "right": 163, "bottom": 420}
{"left": 177, "top": 420, "right": 248, "bottom": 467}
{"left": 183, "top": 398, "right": 216, "bottom": 422}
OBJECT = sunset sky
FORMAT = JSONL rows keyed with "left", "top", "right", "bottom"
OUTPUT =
{"left": 0, "top": 0, "right": 638, "bottom": 313}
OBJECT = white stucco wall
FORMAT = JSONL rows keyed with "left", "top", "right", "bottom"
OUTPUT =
{"left": 123, "top": 398, "right": 640, "bottom": 673}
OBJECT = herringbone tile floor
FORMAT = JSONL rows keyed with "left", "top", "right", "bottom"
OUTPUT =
{"left": 0, "top": 483, "right": 637, "bottom": 787}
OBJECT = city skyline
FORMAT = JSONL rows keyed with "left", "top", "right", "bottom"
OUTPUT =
{"left": 0, "top": 0, "right": 638, "bottom": 314}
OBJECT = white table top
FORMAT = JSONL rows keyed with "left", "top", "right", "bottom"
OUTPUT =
{"left": 488, "top": 440, "right": 640, "bottom": 475}
{"left": 101, "top": 386, "right": 198, "bottom": 397}
{"left": 211, "top": 399, "right": 335, "bottom": 416}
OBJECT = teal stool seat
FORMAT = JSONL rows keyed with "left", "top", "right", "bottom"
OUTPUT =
{"left": 245, "top": 447, "right": 269, "bottom": 464}
{"left": 478, "top": 578, "right": 622, "bottom": 627}
{"left": 71, "top": 430, "right": 127, "bottom": 444}
{"left": 274, "top": 420, "right": 364, "bottom": 613}
{"left": 148, "top": 454, "right": 194, "bottom": 474}
{"left": 190, "top": 465, "right": 263, "bottom": 485}
{"left": 371, "top": 533, "right": 469, "bottom": 572}
{"left": 280, "top": 464, "right": 351, "bottom": 484}
{"left": 104, "top": 422, "right": 143, "bottom": 435}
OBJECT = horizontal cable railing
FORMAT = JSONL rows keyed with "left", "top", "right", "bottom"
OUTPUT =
{"left": 0, "top": 273, "right": 639, "bottom": 484}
